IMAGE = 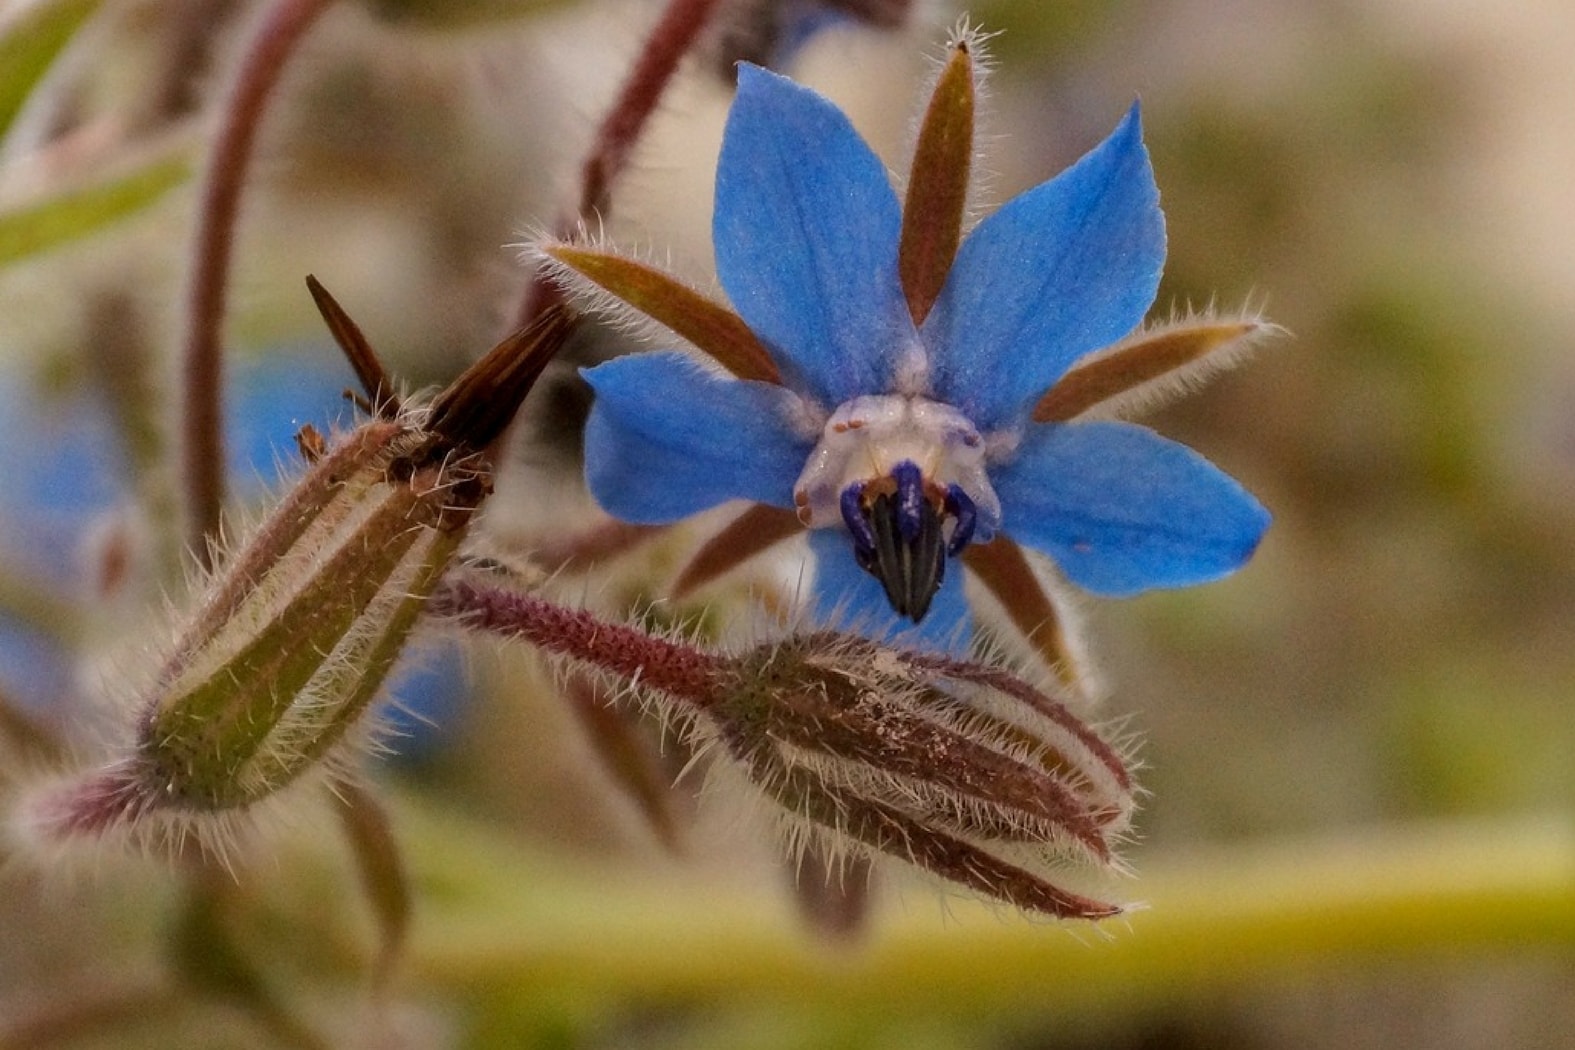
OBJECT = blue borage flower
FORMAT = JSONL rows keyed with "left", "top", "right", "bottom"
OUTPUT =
{"left": 541, "top": 35, "right": 1271, "bottom": 655}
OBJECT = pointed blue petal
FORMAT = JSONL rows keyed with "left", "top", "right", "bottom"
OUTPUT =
{"left": 714, "top": 64, "right": 917, "bottom": 407}
{"left": 807, "top": 529, "right": 972, "bottom": 655}
{"left": 922, "top": 104, "right": 1165, "bottom": 431}
{"left": 994, "top": 421, "right": 1269, "bottom": 596}
{"left": 582, "top": 352, "right": 810, "bottom": 523}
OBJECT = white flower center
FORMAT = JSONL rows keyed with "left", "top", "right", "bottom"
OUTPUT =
{"left": 792, "top": 394, "right": 1001, "bottom": 538}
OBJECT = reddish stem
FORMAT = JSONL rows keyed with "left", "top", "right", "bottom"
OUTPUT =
{"left": 432, "top": 579, "right": 726, "bottom": 708}
{"left": 181, "top": 0, "right": 335, "bottom": 568}
{"left": 578, "top": 0, "right": 722, "bottom": 219}
{"left": 515, "top": 0, "right": 724, "bottom": 328}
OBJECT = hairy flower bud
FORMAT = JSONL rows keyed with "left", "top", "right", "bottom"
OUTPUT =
{"left": 32, "top": 302, "right": 572, "bottom": 848}
{"left": 436, "top": 578, "right": 1136, "bottom": 919}
{"left": 704, "top": 633, "right": 1134, "bottom": 919}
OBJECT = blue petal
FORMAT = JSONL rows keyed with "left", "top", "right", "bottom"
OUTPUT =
{"left": 582, "top": 352, "right": 810, "bottom": 523}
{"left": 993, "top": 421, "right": 1270, "bottom": 596}
{"left": 922, "top": 104, "right": 1165, "bottom": 431}
{"left": 807, "top": 529, "right": 972, "bottom": 655}
{"left": 713, "top": 64, "right": 916, "bottom": 407}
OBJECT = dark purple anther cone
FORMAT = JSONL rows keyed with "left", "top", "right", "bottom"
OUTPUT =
{"left": 892, "top": 460, "right": 925, "bottom": 542}
{"left": 841, "top": 482, "right": 877, "bottom": 569}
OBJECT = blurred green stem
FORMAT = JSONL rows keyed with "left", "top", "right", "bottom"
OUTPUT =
{"left": 0, "top": 0, "right": 105, "bottom": 140}
{"left": 82, "top": 289, "right": 185, "bottom": 582}
{"left": 393, "top": 807, "right": 1575, "bottom": 1020}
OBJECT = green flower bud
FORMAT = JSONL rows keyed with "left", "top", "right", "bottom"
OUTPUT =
{"left": 35, "top": 301, "right": 572, "bottom": 847}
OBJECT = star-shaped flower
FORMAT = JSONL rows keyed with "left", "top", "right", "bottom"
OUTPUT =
{"left": 540, "top": 35, "right": 1271, "bottom": 659}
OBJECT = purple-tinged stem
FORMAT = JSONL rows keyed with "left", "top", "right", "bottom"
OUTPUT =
{"left": 432, "top": 578, "right": 725, "bottom": 708}
{"left": 38, "top": 760, "right": 148, "bottom": 838}
{"left": 514, "top": 0, "right": 724, "bottom": 328}
{"left": 577, "top": 0, "right": 722, "bottom": 219}
{"left": 180, "top": 0, "right": 335, "bottom": 568}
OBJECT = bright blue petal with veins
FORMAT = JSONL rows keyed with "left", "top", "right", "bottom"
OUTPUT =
{"left": 582, "top": 352, "right": 810, "bottom": 523}
{"left": 714, "top": 64, "right": 916, "bottom": 407}
{"left": 994, "top": 421, "right": 1270, "bottom": 596}
{"left": 922, "top": 104, "right": 1165, "bottom": 432}
{"left": 808, "top": 530, "right": 972, "bottom": 654}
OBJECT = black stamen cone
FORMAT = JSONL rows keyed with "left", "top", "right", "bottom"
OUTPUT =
{"left": 863, "top": 485, "right": 946, "bottom": 622}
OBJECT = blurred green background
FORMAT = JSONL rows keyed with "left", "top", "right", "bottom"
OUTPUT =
{"left": 2, "top": 0, "right": 1573, "bottom": 1046}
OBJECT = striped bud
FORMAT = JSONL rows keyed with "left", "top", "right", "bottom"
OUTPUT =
{"left": 34, "top": 301, "right": 572, "bottom": 847}
{"left": 436, "top": 579, "right": 1136, "bottom": 920}
{"left": 706, "top": 633, "right": 1135, "bottom": 919}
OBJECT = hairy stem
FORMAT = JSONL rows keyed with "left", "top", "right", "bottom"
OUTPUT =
{"left": 431, "top": 578, "right": 725, "bottom": 709}
{"left": 577, "top": 0, "right": 722, "bottom": 220}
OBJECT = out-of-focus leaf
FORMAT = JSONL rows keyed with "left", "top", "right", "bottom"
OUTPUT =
{"left": 365, "top": 0, "right": 576, "bottom": 28}
{"left": 0, "top": 0, "right": 105, "bottom": 139}
{"left": 0, "top": 681, "right": 63, "bottom": 761}
{"left": 0, "top": 140, "right": 190, "bottom": 267}
{"left": 172, "top": 878, "right": 332, "bottom": 1050}
{"left": 332, "top": 775, "right": 412, "bottom": 984}
{"left": 0, "top": 560, "right": 81, "bottom": 643}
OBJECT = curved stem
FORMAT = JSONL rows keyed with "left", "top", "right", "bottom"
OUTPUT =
{"left": 514, "top": 0, "right": 724, "bottom": 328}
{"left": 576, "top": 0, "right": 723, "bottom": 221}
{"left": 180, "top": 0, "right": 335, "bottom": 568}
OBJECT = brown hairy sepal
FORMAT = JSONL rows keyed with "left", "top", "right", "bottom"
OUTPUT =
{"left": 698, "top": 633, "right": 1137, "bottom": 919}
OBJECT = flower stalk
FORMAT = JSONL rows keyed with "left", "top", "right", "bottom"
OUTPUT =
{"left": 515, "top": 0, "right": 728, "bottom": 329}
